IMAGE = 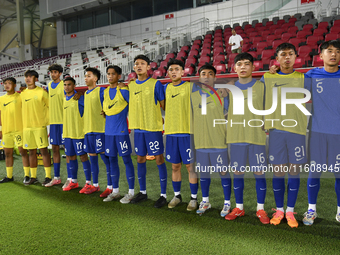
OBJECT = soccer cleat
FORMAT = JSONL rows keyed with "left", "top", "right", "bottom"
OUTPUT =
{"left": 79, "top": 183, "right": 92, "bottom": 194}
{"left": 120, "top": 193, "right": 134, "bottom": 204}
{"left": 103, "top": 191, "right": 121, "bottom": 202}
{"left": 154, "top": 196, "right": 167, "bottom": 208}
{"left": 130, "top": 192, "right": 148, "bottom": 204}
{"left": 256, "top": 209, "right": 270, "bottom": 224}
{"left": 303, "top": 209, "right": 318, "bottom": 226}
{"left": 100, "top": 188, "right": 113, "bottom": 198}
{"left": 0, "top": 177, "right": 14, "bottom": 183}
{"left": 23, "top": 176, "right": 30, "bottom": 184}
{"left": 62, "top": 179, "right": 71, "bottom": 189}
{"left": 270, "top": 209, "right": 284, "bottom": 225}
{"left": 187, "top": 197, "right": 198, "bottom": 211}
{"left": 286, "top": 212, "right": 298, "bottom": 228}
{"left": 63, "top": 182, "right": 79, "bottom": 191}
{"left": 220, "top": 203, "right": 231, "bottom": 217}
{"left": 336, "top": 213, "right": 340, "bottom": 222}
{"left": 42, "top": 177, "right": 52, "bottom": 186}
{"left": 25, "top": 178, "right": 38, "bottom": 186}
{"left": 84, "top": 185, "right": 100, "bottom": 194}
{"left": 168, "top": 195, "right": 182, "bottom": 208}
{"left": 44, "top": 178, "right": 61, "bottom": 187}
{"left": 225, "top": 208, "right": 245, "bottom": 220}
{"left": 196, "top": 201, "right": 211, "bottom": 215}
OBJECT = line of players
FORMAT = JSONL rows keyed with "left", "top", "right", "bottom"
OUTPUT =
{"left": 1, "top": 40, "right": 340, "bottom": 228}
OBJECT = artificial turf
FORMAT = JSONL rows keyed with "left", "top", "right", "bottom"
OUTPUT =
{"left": 1, "top": 153, "right": 340, "bottom": 254}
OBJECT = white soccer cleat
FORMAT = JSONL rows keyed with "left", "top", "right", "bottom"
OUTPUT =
{"left": 196, "top": 201, "right": 211, "bottom": 215}
{"left": 303, "top": 209, "right": 318, "bottom": 226}
{"left": 220, "top": 203, "right": 231, "bottom": 217}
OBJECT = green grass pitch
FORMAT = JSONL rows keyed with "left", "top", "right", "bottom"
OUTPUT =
{"left": 1, "top": 153, "right": 340, "bottom": 254}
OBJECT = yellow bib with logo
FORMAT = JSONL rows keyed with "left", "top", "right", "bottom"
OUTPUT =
{"left": 84, "top": 87, "right": 105, "bottom": 134}
{"left": 0, "top": 93, "right": 23, "bottom": 134}
{"left": 191, "top": 90, "right": 227, "bottom": 149}
{"left": 63, "top": 96, "right": 84, "bottom": 139}
{"left": 164, "top": 81, "right": 191, "bottom": 135}
{"left": 264, "top": 71, "right": 307, "bottom": 135}
{"left": 227, "top": 81, "right": 266, "bottom": 145}
{"left": 48, "top": 80, "right": 64, "bottom": 124}
{"left": 128, "top": 78, "right": 163, "bottom": 132}
{"left": 103, "top": 86, "right": 128, "bottom": 116}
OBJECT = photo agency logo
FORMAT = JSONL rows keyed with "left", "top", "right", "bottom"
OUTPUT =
{"left": 199, "top": 82, "right": 312, "bottom": 128}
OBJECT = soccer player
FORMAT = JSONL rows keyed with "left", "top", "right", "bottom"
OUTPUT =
{"left": 0, "top": 77, "right": 29, "bottom": 183}
{"left": 192, "top": 64, "right": 232, "bottom": 216}
{"left": 44, "top": 64, "right": 64, "bottom": 187}
{"left": 163, "top": 59, "right": 198, "bottom": 211}
{"left": 82, "top": 67, "right": 111, "bottom": 196}
{"left": 224, "top": 53, "right": 269, "bottom": 223}
{"left": 261, "top": 43, "right": 309, "bottom": 228}
{"left": 302, "top": 40, "right": 340, "bottom": 225}
{"left": 128, "top": 54, "right": 168, "bottom": 208}
{"left": 21, "top": 70, "right": 52, "bottom": 185}
{"left": 102, "top": 65, "right": 135, "bottom": 203}
{"left": 62, "top": 77, "right": 91, "bottom": 191}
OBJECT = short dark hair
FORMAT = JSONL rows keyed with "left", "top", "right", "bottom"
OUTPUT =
{"left": 320, "top": 40, "right": 340, "bottom": 53}
{"left": 3, "top": 77, "right": 16, "bottom": 84}
{"left": 234, "top": 52, "right": 254, "bottom": 64}
{"left": 48, "top": 64, "right": 63, "bottom": 73}
{"left": 24, "top": 69, "right": 39, "bottom": 78}
{"left": 167, "top": 59, "right": 184, "bottom": 70}
{"left": 85, "top": 67, "right": 101, "bottom": 81}
{"left": 198, "top": 64, "right": 216, "bottom": 75}
{"left": 106, "top": 65, "right": 122, "bottom": 75}
{"left": 276, "top": 42, "right": 297, "bottom": 55}
{"left": 64, "top": 77, "right": 76, "bottom": 85}
{"left": 133, "top": 54, "right": 150, "bottom": 65}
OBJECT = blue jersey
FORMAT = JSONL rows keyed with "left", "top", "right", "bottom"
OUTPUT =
{"left": 105, "top": 87, "right": 129, "bottom": 136}
{"left": 305, "top": 67, "right": 340, "bottom": 135}
{"left": 134, "top": 77, "right": 165, "bottom": 134}
{"left": 65, "top": 93, "right": 84, "bottom": 117}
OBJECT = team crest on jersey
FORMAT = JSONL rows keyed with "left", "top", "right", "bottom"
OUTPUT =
{"left": 25, "top": 144, "right": 28, "bottom": 147}
{"left": 269, "top": 155, "right": 274, "bottom": 161}
{"left": 84, "top": 145, "right": 86, "bottom": 149}
{"left": 310, "top": 160, "right": 316, "bottom": 165}
{"left": 167, "top": 155, "right": 170, "bottom": 160}
{"left": 135, "top": 147, "right": 138, "bottom": 152}
{"left": 106, "top": 149, "right": 110, "bottom": 153}
{"left": 233, "top": 162, "right": 238, "bottom": 167}
{"left": 34, "top": 95, "right": 38, "bottom": 100}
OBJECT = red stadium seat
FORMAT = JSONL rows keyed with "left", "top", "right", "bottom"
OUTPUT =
{"left": 330, "top": 26, "right": 340, "bottom": 34}
{"left": 229, "top": 63, "right": 236, "bottom": 73}
{"left": 313, "top": 28, "right": 327, "bottom": 36}
{"left": 176, "top": 51, "right": 187, "bottom": 60}
{"left": 333, "top": 19, "right": 340, "bottom": 27}
{"left": 228, "top": 53, "right": 238, "bottom": 66}
{"left": 266, "top": 34, "right": 278, "bottom": 45}
{"left": 185, "top": 57, "right": 197, "bottom": 67}
{"left": 256, "top": 41, "right": 268, "bottom": 54}
{"left": 165, "top": 53, "right": 175, "bottom": 61}
{"left": 188, "top": 49, "right": 199, "bottom": 57}
{"left": 214, "top": 64, "right": 227, "bottom": 74}
{"left": 293, "top": 57, "right": 304, "bottom": 68}
{"left": 317, "top": 21, "right": 329, "bottom": 29}
{"left": 261, "top": 49, "right": 275, "bottom": 65}
{"left": 261, "top": 30, "right": 271, "bottom": 38}
{"left": 269, "top": 25, "right": 280, "bottom": 33}
{"left": 276, "top": 20, "right": 285, "bottom": 26}
{"left": 274, "top": 29, "right": 285, "bottom": 37}
{"left": 242, "top": 43, "right": 251, "bottom": 52}
{"left": 288, "top": 17, "right": 297, "bottom": 24}
{"left": 199, "top": 56, "right": 211, "bottom": 65}
{"left": 306, "top": 35, "right": 323, "bottom": 47}
{"left": 303, "top": 24, "right": 314, "bottom": 31}
{"left": 253, "top": 60, "right": 263, "bottom": 71}
{"left": 281, "top": 33, "right": 294, "bottom": 42}
{"left": 251, "top": 36, "right": 263, "bottom": 45}
{"left": 288, "top": 26, "right": 299, "bottom": 35}
{"left": 255, "top": 22, "right": 263, "bottom": 28}
{"left": 325, "top": 33, "right": 339, "bottom": 41}
{"left": 248, "top": 51, "right": 258, "bottom": 60}
{"left": 193, "top": 40, "right": 201, "bottom": 46}
{"left": 312, "top": 55, "right": 324, "bottom": 67}
{"left": 159, "top": 60, "right": 168, "bottom": 70}
{"left": 183, "top": 66, "right": 195, "bottom": 77}
{"left": 289, "top": 38, "right": 303, "bottom": 49}
{"left": 248, "top": 32, "right": 259, "bottom": 37}
{"left": 125, "top": 72, "right": 137, "bottom": 82}
{"left": 152, "top": 70, "right": 163, "bottom": 79}
{"left": 272, "top": 39, "right": 284, "bottom": 49}
{"left": 150, "top": 62, "right": 158, "bottom": 70}
{"left": 269, "top": 59, "right": 280, "bottom": 67}
{"left": 191, "top": 44, "right": 200, "bottom": 51}
{"left": 265, "top": 21, "right": 274, "bottom": 27}
{"left": 296, "top": 30, "right": 309, "bottom": 39}
{"left": 298, "top": 45, "right": 312, "bottom": 64}
{"left": 213, "top": 54, "right": 226, "bottom": 64}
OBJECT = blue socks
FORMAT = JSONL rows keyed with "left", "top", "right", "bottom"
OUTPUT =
{"left": 220, "top": 173, "right": 231, "bottom": 200}
{"left": 100, "top": 154, "right": 111, "bottom": 186}
{"left": 307, "top": 171, "right": 322, "bottom": 204}
{"left": 54, "top": 162, "right": 60, "bottom": 178}
{"left": 200, "top": 178, "right": 211, "bottom": 198}
{"left": 157, "top": 163, "right": 167, "bottom": 195}
{"left": 335, "top": 175, "right": 340, "bottom": 206}
{"left": 287, "top": 174, "right": 300, "bottom": 208}
{"left": 255, "top": 174, "right": 266, "bottom": 204}
{"left": 233, "top": 174, "right": 244, "bottom": 204}
{"left": 66, "top": 162, "right": 71, "bottom": 179}
{"left": 90, "top": 155, "right": 99, "bottom": 184}
{"left": 272, "top": 175, "right": 285, "bottom": 208}
{"left": 172, "top": 181, "right": 181, "bottom": 193}
{"left": 82, "top": 160, "right": 91, "bottom": 182}
{"left": 109, "top": 156, "right": 119, "bottom": 189}
{"left": 190, "top": 183, "right": 198, "bottom": 197}
{"left": 122, "top": 155, "right": 135, "bottom": 190}
{"left": 69, "top": 159, "right": 78, "bottom": 180}
{"left": 137, "top": 162, "right": 147, "bottom": 191}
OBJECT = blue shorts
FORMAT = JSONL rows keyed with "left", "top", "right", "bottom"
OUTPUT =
{"left": 84, "top": 133, "right": 105, "bottom": 154}
{"left": 268, "top": 130, "right": 306, "bottom": 164}
{"left": 64, "top": 138, "right": 86, "bottom": 156}
{"left": 134, "top": 131, "right": 164, "bottom": 156}
{"left": 165, "top": 135, "right": 192, "bottom": 164}
{"left": 230, "top": 144, "right": 267, "bottom": 172}
{"left": 50, "top": 124, "right": 64, "bottom": 145}
{"left": 105, "top": 135, "right": 132, "bottom": 157}
{"left": 195, "top": 149, "right": 229, "bottom": 178}
{"left": 309, "top": 131, "right": 340, "bottom": 173}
